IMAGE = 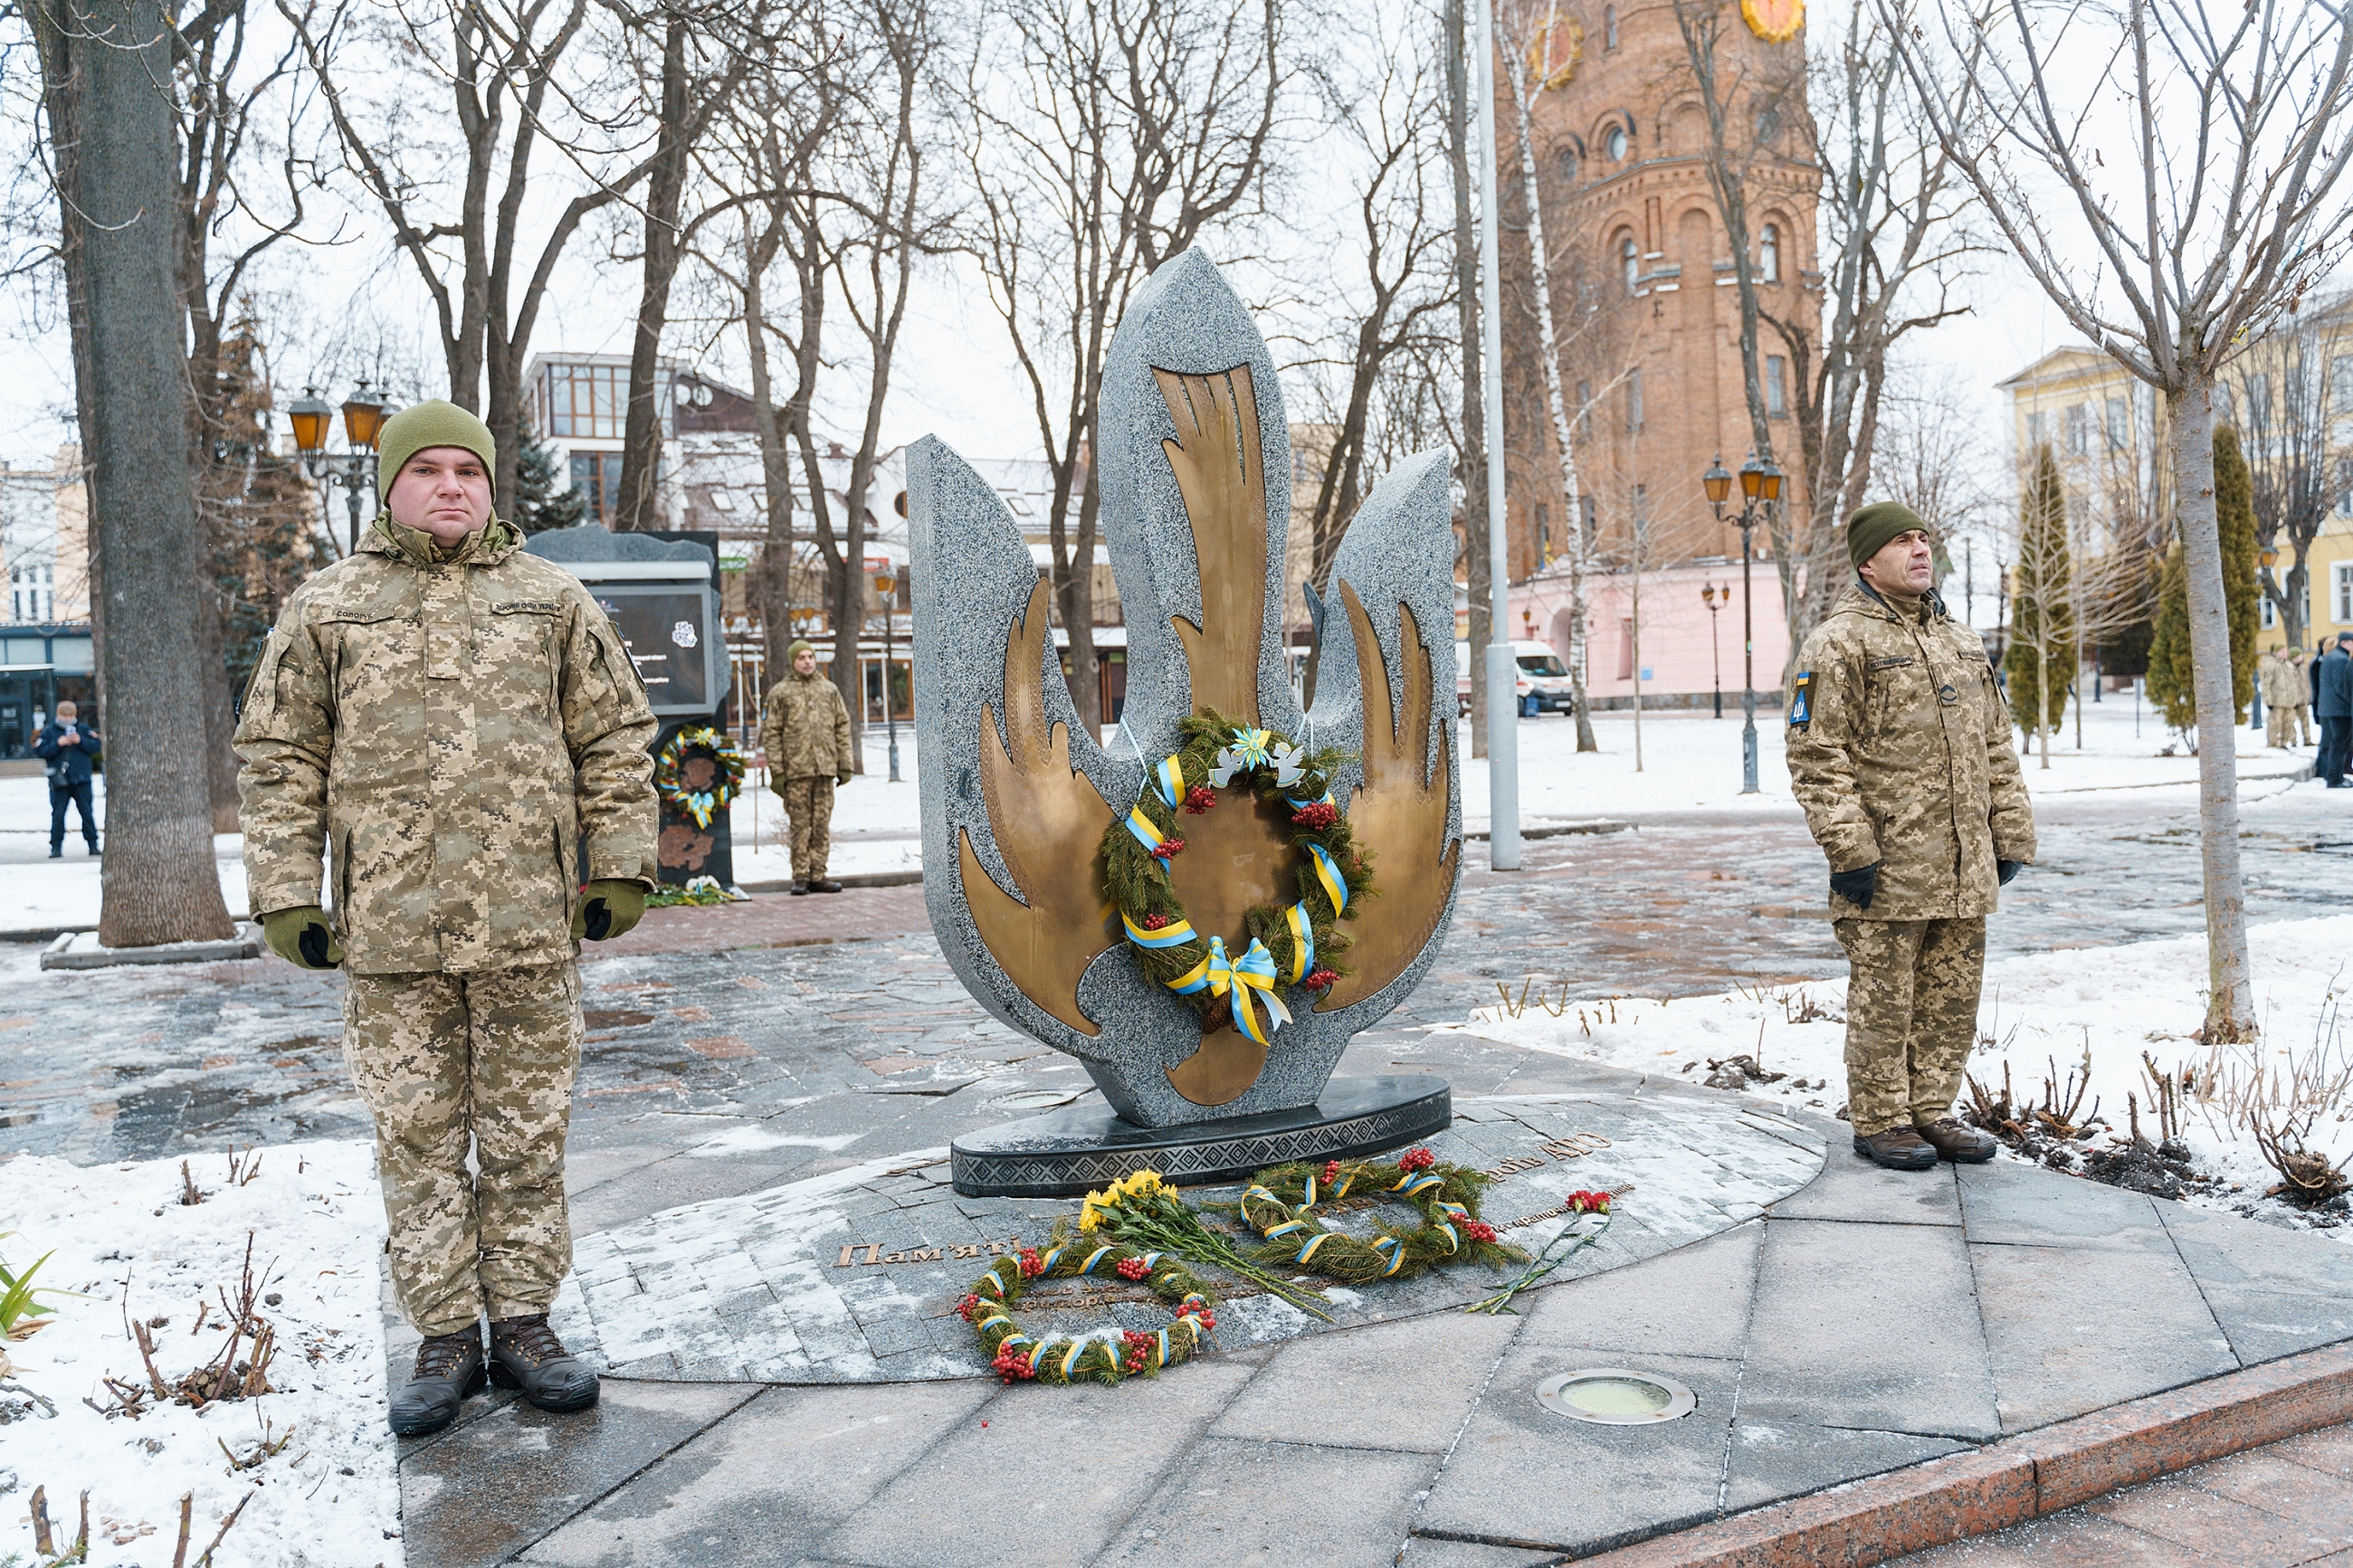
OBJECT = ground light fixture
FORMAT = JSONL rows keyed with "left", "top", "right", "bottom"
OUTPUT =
{"left": 1536, "top": 1367, "right": 1698, "bottom": 1425}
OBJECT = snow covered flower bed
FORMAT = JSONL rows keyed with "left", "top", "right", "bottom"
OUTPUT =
{"left": 1443, "top": 916, "right": 2353, "bottom": 1233}
{"left": 0, "top": 1139, "right": 400, "bottom": 1567}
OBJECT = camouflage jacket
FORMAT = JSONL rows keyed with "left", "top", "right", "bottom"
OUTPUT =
{"left": 758, "top": 669, "right": 853, "bottom": 780}
{"left": 1785, "top": 581, "right": 2036, "bottom": 922}
{"left": 2259, "top": 652, "right": 2305, "bottom": 708}
{"left": 234, "top": 517, "right": 659, "bottom": 974}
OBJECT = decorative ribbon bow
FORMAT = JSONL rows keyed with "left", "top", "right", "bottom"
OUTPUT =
{"left": 1169, "top": 935, "right": 1294, "bottom": 1046}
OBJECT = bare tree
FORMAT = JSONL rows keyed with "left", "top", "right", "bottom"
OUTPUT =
{"left": 1294, "top": 16, "right": 1455, "bottom": 600}
{"left": 959, "top": 0, "right": 1281, "bottom": 736}
{"left": 285, "top": 0, "right": 662, "bottom": 500}
{"left": 30, "top": 0, "right": 238, "bottom": 946}
{"left": 2221, "top": 299, "right": 2352, "bottom": 651}
{"left": 1892, "top": 0, "right": 2353, "bottom": 1039}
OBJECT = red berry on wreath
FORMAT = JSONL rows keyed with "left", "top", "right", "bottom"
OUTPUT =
{"left": 1139, "top": 912, "right": 1170, "bottom": 931}
{"left": 957, "top": 1293, "right": 983, "bottom": 1321}
{"left": 1183, "top": 785, "right": 1217, "bottom": 814}
{"left": 1304, "top": 968, "right": 1338, "bottom": 991}
{"left": 1462, "top": 1220, "right": 1499, "bottom": 1244}
{"left": 1321, "top": 1160, "right": 1340, "bottom": 1184}
{"left": 1150, "top": 838, "right": 1185, "bottom": 860}
{"left": 990, "top": 1345, "right": 1037, "bottom": 1382}
{"left": 1398, "top": 1146, "right": 1436, "bottom": 1173}
{"left": 1291, "top": 801, "right": 1338, "bottom": 831}
{"left": 1019, "top": 1247, "right": 1043, "bottom": 1277}
{"left": 1116, "top": 1257, "right": 1150, "bottom": 1280}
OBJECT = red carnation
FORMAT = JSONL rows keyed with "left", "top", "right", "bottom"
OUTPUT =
{"left": 1304, "top": 968, "right": 1338, "bottom": 991}
{"left": 1291, "top": 801, "right": 1338, "bottom": 831}
{"left": 1019, "top": 1247, "right": 1044, "bottom": 1277}
{"left": 1150, "top": 838, "right": 1185, "bottom": 860}
{"left": 1183, "top": 785, "right": 1217, "bottom": 814}
{"left": 1140, "top": 912, "right": 1170, "bottom": 931}
{"left": 1116, "top": 1257, "right": 1150, "bottom": 1280}
{"left": 1398, "top": 1146, "right": 1436, "bottom": 1173}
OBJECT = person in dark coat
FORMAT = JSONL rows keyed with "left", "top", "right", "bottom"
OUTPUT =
{"left": 33, "top": 699, "right": 100, "bottom": 856}
{"left": 2316, "top": 634, "right": 2353, "bottom": 788}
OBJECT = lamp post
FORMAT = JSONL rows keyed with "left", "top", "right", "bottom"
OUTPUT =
{"left": 1702, "top": 452, "right": 1781, "bottom": 794}
{"left": 1700, "top": 582, "right": 1723, "bottom": 718}
{"left": 872, "top": 565, "right": 902, "bottom": 783}
{"left": 289, "top": 382, "right": 394, "bottom": 556}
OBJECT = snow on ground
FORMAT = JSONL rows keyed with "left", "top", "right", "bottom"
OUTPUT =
{"left": 1463, "top": 694, "right": 2311, "bottom": 830}
{"left": 0, "top": 1140, "right": 400, "bottom": 1567}
{"left": 1439, "top": 911, "right": 2353, "bottom": 1235}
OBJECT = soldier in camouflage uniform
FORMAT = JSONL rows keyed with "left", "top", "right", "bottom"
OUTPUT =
{"left": 757, "top": 639, "right": 854, "bottom": 893}
{"left": 1786, "top": 502, "right": 2037, "bottom": 1172}
{"left": 235, "top": 401, "right": 658, "bottom": 1436}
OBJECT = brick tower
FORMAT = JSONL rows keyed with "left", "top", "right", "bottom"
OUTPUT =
{"left": 1499, "top": 0, "right": 1817, "bottom": 584}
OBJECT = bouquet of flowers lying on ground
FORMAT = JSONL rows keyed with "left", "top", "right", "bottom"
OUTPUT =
{"left": 1080, "top": 1169, "right": 1334, "bottom": 1320}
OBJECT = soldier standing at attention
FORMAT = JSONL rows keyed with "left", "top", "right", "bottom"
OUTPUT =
{"left": 234, "top": 401, "right": 659, "bottom": 1435}
{"left": 1786, "top": 502, "right": 2037, "bottom": 1172}
{"left": 756, "top": 638, "right": 853, "bottom": 894}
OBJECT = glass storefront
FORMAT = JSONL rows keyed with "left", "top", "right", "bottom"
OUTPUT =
{"left": 0, "top": 629, "right": 96, "bottom": 759}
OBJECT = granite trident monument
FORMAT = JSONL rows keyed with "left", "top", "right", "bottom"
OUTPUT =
{"left": 910, "top": 250, "right": 1462, "bottom": 1195}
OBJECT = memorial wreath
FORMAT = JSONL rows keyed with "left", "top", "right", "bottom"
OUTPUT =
{"left": 1235, "top": 1146, "right": 1528, "bottom": 1286}
{"left": 653, "top": 726, "right": 747, "bottom": 830}
{"left": 1102, "top": 709, "right": 1375, "bottom": 1047}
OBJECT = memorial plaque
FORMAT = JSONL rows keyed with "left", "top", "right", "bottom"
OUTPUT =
{"left": 595, "top": 584, "right": 722, "bottom": 713}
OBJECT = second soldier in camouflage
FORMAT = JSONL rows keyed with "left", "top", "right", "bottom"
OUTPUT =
{"left": 235, "top": 400, "right": 659, "bottom": 1435}
{"left": 1786, "top": 502, "right": 2036, "bottom": 1172}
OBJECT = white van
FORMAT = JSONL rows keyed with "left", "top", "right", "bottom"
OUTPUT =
{"left": 1454, "top": 641, "right": 1577, "bottom": 717}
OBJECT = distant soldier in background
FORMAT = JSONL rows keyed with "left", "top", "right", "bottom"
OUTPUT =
{"left": 1786, "top": 502, "right": 2038, "bottom": 1173}
{"left": 236, "top": 401, "right": 658, "bottom": 1436}
{"left": 2274, "top": 646, "right": 2313, "bottom": 749}
{"left": 757, "top": 639, "right": 854, "bottom": 894}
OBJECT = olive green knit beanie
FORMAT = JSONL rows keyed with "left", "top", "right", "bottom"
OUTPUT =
{"left": 376, "top": 399, "right": 498, "bottom": 505}
{"left": 1847, "top": 500, "right": 1926, "bottom": 571}
{"left": 787, "top": 640, "right": 816, "bottom": 660}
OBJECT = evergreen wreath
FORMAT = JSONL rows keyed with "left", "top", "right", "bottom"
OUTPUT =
{"left": 1235, "top": 1146, "right": 1528, "bottom": 1286}
{"left": 653, "top": 726, "right": 747, "bottom": 829}
{"left": 1101, "top": 708, "right": 1377, "bottom": 1041}
{"left": 957, "top": 1226, "right": 1222, "bottom": 1386}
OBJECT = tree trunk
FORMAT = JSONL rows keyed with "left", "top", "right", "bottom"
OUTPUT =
{"left": 1502, "top": 39, "right": 1596, "bottom": 753}
{"left": 1446, "top": 0, "right": 1486, "bottom": 759}
{"left": 616, "top": 12, "right": 691, "bottom": 533}
{"left": 52, "top": 0, "right": 235, "bottom": 946}
{"left": 741, "top": 227, "right": 796, "bottom": 689}
{"left": 2167, "top": 373, "right": 2254, "bottom": 1040}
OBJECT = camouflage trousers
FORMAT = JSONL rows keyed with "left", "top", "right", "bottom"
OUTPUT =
{"left": 342, "top": 961, "right": 584, "bottom": 1336}
{"left": 2271, "top": 702, "right": 2312, "bottom": 748}
{"left": 779, "top": 774, "right": 835, "bottom": 882}
{"left": 1832, "top": 917, "right": 1986, "bottom": 1137}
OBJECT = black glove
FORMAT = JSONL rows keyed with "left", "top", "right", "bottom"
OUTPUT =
{"left": 1829, "top": 862, "right": 1880, "bottom": 910}
{"left": 1997, "top": 860, "right": 2024, "bottom": 886}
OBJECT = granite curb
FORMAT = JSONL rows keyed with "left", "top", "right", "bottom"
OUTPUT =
{"left": 1560, "top": 1340, "right": 2353, "bottom": 1568}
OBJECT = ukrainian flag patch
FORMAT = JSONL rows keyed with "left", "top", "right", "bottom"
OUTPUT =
{"left": 1790, "top": 671, "right": 1814, "bottom": 729}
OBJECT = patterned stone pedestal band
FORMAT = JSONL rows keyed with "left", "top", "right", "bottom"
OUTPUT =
{"left": 948, "top": 1075, "right": 1452, "bottom": 1197}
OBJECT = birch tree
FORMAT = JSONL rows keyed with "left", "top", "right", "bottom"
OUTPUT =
{"left": 1889, "top": 0, "right": 2353, "bottom": 1039}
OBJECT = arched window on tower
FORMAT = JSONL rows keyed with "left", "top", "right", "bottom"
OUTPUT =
{"left": 1605, "top": 123, "right": 1628, "bottom": 161}
{"left": 1620, "top": 234, "right": 1640, "bottom": 292}
{"left": 1604, "top": 5, "right": 1617, "bottom": 48}
{"left": 1759, "top": 223, "right": 1781, "bottom": 283}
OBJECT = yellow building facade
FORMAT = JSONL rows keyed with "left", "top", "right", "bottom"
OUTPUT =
{"left": 1997, "top": 305, "right": 2353, "bottom": 655}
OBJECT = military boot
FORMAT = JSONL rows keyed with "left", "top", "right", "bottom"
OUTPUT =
{"left": 809, "top": 879, "right": 844, "bottom": 894}
{"left": 489, "top": 1314, "right": 600, "bottom": 1413}
{"left": 388, "top": 1325, "right": 485, "bottom": 1437}
{"left": 1853, "top": 1126, "right": 1939, "bottom": 1171}
{"left": 1913, "top": 1117, "right": 1999, "bottom": 1164}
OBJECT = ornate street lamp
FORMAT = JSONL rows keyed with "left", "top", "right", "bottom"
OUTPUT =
{"left": 1703, "top": 451, "right": 1781, "bottom": 794}
{"left": 872, "top": 564, "right": 902, "bottom": 783}
{"left": 291, "top": 381, "right": 395, "bottom": 556}
{"left": 1700, "top": 582, "right": 1724, "bottom": 718}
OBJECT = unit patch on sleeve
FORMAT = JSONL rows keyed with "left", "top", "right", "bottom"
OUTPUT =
{"left": 1789, "top": 671, "right": 1813, "bottom": 730}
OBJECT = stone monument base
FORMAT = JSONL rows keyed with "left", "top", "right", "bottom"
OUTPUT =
{"left": 948, "top": 1074, "right": 1452, "bottom": 1197}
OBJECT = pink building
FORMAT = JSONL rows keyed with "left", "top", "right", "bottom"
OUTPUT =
{"left": 1509, "top": 557, "right": 1793, "bottom": 711}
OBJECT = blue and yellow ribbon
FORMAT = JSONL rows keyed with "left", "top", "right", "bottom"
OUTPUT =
{"left": 1308, "top": 842, "right": 1349, "bottom": 913}
{"left": 1124, "top": 911, "right": 1199, "bottom": 949}
{"left": 1283, "top": 900, "right": 1316, "bottom": 983}
{"left": 1125, "top": 803, "right": 1169, "bottom": 855}
{"left": 1168, "top": 936, "right": 1295, "bottom": 1047}
{"left": 1154, "top": 755, "right": 1187, "bottom": 810}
